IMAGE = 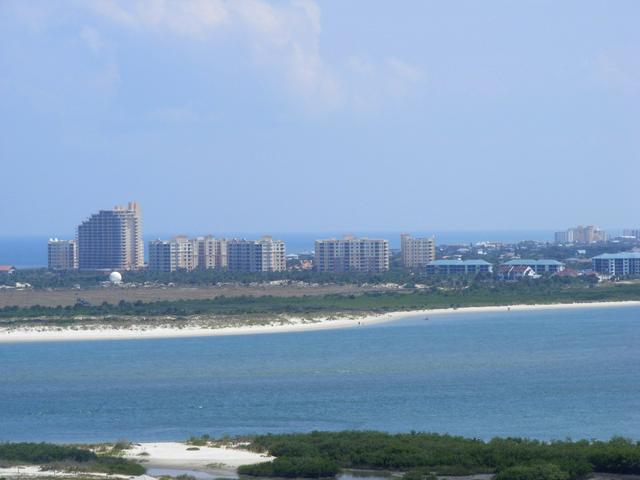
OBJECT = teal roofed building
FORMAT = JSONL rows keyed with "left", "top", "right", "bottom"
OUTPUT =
{"left": 592, "top": 252, "right": 640, "bottom": 276}
{"left": 502, "top": 259, "right": 565, "bottom": 274}
{"left": 426, "top": 259, "right": 493, "bottom": 275}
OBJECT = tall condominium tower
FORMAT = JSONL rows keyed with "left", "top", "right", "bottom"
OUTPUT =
{"left": 227, "top": 236, "right": 286, "bottom": 272}
{"left": 47, "top": 239, "right": 78, "bottom": 270}
{"left": 400, "top": 234, "right": 436, "bottom": 269}
{"left": 314, "top": 236, "right": 389, "bottom": 272}
{"left": 193, "top": 236, "right": 228, "bottom": 270}
{"left": 148, "top": 236, "right": 194, "bottom": 272}
{"left": 554, "top": 225, "right": 607, "bottom": 244}
{"left": 77, "top": 201, "right": 144, "bottom": 271}
{"left": 148, "top": 236, "right": 228, "bottom": 272}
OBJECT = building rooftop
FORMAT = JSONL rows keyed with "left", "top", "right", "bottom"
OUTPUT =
{"left": 499, "top": 264, "right": 532, "bottom": 273}
{"left": 504, "top": 259, "right": 565, "bottom": 266}
{"left": 428, "top": 259, "right": 492, "bottom": 266}
{"left": 592, "top": 252, "right": 640, "bottom": 260}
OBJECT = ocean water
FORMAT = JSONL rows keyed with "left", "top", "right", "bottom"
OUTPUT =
{"left": 0, "top": 305, "right": 639, "bottom": 443}
{"left": 0, "top": 231, "right": 558, "bottom": 267}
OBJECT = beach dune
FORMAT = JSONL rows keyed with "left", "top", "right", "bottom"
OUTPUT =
{"left": 124, "top": 441, "right": 273, "bottom": 471}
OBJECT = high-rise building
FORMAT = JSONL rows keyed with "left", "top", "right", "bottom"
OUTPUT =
{"left": 227, "top": 236, "right": 286, "bottom": 272}
{"left": 47, "top": 239, "right": 78, "bottom": 270}
{"left": 554, "top": 225, "right": 606, "bottom": 244}
{"left": 623, "top": 229, "right": 640, "bottom": 240}
{"left": 148, "top": 236, "right": 228, "bottom": 272}
{"left": 148, "top": 236, "right": 195, "bottom": 272}
{"left": 400, "top": 234, "right": 436, "bottom": 269}
{"left": 554, "top": 230, "right": 575, "bottom": 244}
{"left": 192, "top": 236, "right": 228, "bottom": 270}
{"left": 172, "top": 236, "right": 196, "bottom": 271}
{"left": 148, "top": 239, "right": 175, "bottom": 273}
{"left": 77, "top": 201, "right": 144, "bottom": 271}
{"left": 314, "top": 236, "right": 389, "bottom": 272}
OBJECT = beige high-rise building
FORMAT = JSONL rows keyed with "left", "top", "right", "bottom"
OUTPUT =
{"left": 149, "top": 236, "right": 228, "bottom": 272}
{"left": 192, "top": 236, "right": 228, "bottom": 270}
{"left": 555, "top": 225, "right": 607, "bottom": 244}
{"left": 47, "top": 239, "right": 78, "bottom": 270}
{"left": 400, "top": 234, "right": 436, "bottom": 269}
{"left": 172, "top": 236, "right": 196, "bottom": 271}
{"left": 77, "top": 201, "right": 143, "bottom": 271}
{"left": 227, "top": 236, "right": 286, "bottom": 272}
{"left": 314, "top": 236, "right": 389, "bottom": 272}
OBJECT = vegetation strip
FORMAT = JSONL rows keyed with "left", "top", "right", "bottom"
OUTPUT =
{"left": 0, "top": 443, "right": 145, "bottom": 476}
{"left": 236, "top": 431, "right": 640, "bottom": 479}
{"left": 2, "top": 282, "right": 640, "bottom": 326}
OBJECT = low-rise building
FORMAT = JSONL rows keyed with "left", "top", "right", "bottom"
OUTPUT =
{"left": 0, "top": 265, "right": 16, "bottom": 275}
{"left": 502, "top": 259, "right": 565, "bottom": 275}
{"left": 498, "top": 264, "right": 536, "bottom": 281}
{"left": 425, "top": 259, "right": 493, "bottom": 275}
{"left": 623, "top": 229, "right": 640, "bottom": 240}
{"left": 47, "top": 239, "right": 78, "bottom": 270}
{"left": 592, "top": 252, "right": 640, "bottom": 276}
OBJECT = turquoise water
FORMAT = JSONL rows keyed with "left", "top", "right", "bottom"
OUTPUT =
{"left": 0, "top": 305, "right": 639, "bottom": 443}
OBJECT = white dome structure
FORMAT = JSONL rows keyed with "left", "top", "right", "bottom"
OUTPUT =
{"left": 109, "top": 271, "right": 123, "bottom": 284}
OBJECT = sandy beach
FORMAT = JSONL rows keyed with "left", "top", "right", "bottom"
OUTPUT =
{"left": 0, "top": 300, "right": 638, "bottom": 344}
{"left": 124, "top": 441, "right": 273, "bottom": 473}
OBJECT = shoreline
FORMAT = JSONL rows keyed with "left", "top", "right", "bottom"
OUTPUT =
{"left": 1, "top": 300, "right": 639, "bottom": 344}
{"left": 0, "top": 442, "right": 272, "bottom": 479}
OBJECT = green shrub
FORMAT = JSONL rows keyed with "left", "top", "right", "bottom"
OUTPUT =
{"left": 0, "top": 442, "right": 144, "bottom": 476}
{"left": 238, "top": 456, "right": 340, "bottom": 478}
{"left": 495, "top": 464, "right": 569, "bottom": 480}
{"left": 403, "top": 468, "right": 438, "bottom": 480}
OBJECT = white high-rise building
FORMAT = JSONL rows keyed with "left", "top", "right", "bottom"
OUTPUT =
{"left": 400, "top": 234, "right": 436, "bottom": 269}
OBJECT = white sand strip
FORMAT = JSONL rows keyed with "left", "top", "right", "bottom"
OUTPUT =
{"left": 0, "top": 465, "right": 132, "bottom": 478}
{"left": 123, "top": 442, "right": 273, "bottom": 470}
{"left": 0, "top": 300, "right": 639, "bottom": 344}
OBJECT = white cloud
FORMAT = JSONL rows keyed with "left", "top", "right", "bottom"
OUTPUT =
{"left": 14, "top": 0, "right": 424, "bottom": 110}
{"left": 87, "top": 0, "right": 229, "bottom": 38}
{"left": 80, "top": 25, "right": 105, "bottom": 53}
{"left": 386, "top": 57, "right": 424, "bottom": 84}
{"left": 592, "top": 50, "right": 640, "bottom": 94}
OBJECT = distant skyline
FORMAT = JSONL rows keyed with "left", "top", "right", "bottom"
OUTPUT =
{"left": 1, "top": 0, "right": 639, "bottom": 235}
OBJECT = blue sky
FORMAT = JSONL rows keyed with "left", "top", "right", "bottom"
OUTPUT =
{"left": 1, "top": 0, "right": 638, "bottom": 236}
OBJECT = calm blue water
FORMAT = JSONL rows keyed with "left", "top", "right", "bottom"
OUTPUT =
{"left": 0, "top": 305, "right": 638, "bottom": 443}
